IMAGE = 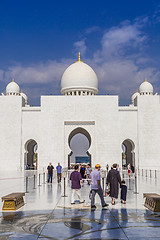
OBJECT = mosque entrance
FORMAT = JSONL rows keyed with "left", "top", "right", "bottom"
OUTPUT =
{"left": 68, "top": 127, "right": 91, "bottom": 169}
{"left": 24, "top": 139, "right": 38, "bottom": 170}
{"left": 122, "top": 139, "right": 135, "bottom": 170}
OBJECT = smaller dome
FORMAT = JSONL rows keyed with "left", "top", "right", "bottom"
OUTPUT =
{"left": 6, "top": 79, "right": 20, "bottom": 96}
{"left": 20, "top": 90, "right": 28, "bottom": 105}
{"left": 139, "top": 78, "right": 153, "bottom": 95}
{"left": 132, "top": 91, "right": 139, "bottom": 104}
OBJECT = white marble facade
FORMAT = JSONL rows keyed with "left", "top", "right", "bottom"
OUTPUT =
{"left": 0, "top": 55, "right": 160, "bottom": 171}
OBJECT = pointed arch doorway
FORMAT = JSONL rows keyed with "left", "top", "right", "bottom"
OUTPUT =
{"left": 68, "top": 127, "right": 91, "bottom": 169}
{"left": 122, "top": 139, "right": 135, "bottom": 169}
{"left": 24, "top": 139, "right": 38, "bottom": 170}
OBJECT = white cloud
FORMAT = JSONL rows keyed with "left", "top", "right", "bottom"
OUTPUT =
{"left": 2, "top": 60, "right": 70, "bottom": 85}
{"left": 73, "top": 39, "right": 87, "bottom": 56}
{"left": 0, "top": 60, "right": 71, "bottom": 101}
{"left": 85, "top": 26, "right": 100, "bottom": 34}
{"left": 1, "top": 16, "right": 160, "bottom": 105}
{"left": 99, "top": 20, "right": 147, "bottom": 60}
{"left": 93, "top": 59, "right": 159, "bottom": 99}
{"left": 153, "top": 6, "right": 160, "bottom": 23}
{"left": 87, "top": 17, "right": 160, "bottom": 100}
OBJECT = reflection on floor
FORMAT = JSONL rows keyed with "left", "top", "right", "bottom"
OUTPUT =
{"left": 0, "top": 170, "right": 160, "bottom": 239}
{"left": 1, "top": 208, "right": 160, "bottom": 239}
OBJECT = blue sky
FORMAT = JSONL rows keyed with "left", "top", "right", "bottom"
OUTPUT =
{"left": 0, "top": 0, "right": 160, "bottom": 105}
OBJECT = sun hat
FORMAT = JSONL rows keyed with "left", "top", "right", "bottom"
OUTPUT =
{"left": 95, "top": 164, "right": 101, "bottom": 168}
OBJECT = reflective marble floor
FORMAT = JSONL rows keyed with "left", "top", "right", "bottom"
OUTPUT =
{"left": 0, "top": 170, "right": 160, "bottom": 239}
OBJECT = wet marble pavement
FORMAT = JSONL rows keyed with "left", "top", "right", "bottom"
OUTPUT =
{"left": 39, "top": 207, "right": 160, "bottom": 240}
{"left": 1, "top": 207, "right": 160, "bottom": 239}
{"left": 0, "top": 170, "right": 160, "bottom": 239}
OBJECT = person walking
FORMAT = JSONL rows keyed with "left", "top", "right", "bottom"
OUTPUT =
{"left": 56, "top": 162, "right": 62, "bottom": 183}
{"left": 120, "top": 180, "right": 127, "bottom": 204}
{"left": 80, "top": 165, "right": 86, "bottom": 179}
{"left": 70, "top": 165, "right": 85, "bottom": 204}
{"left": 106, "top": 163, "right": 121, "bottom": 205}
{"left": 47, "top": 162, "right": 54, "bottom": 183}
{"left": 90, "top": 164, "right": 108, "bottom": 209}
{"left": 106, "top": 164, "right": 109, "bottom": 173}
{"left": 85, "top": 163, "right": 92, "bottom": 185}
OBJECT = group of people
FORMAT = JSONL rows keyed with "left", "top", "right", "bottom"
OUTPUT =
{"left": 47, "top": 162, "right": 62, "bottom": 183}
{"left": 79, "top": 164, "right": 92, "bottom": 185}
{"left": 47, "top": 161, "right": 127, "bottom": 208}
{"left": 70, "top": 163, "right": 127, "bottom": 208}
{"left": 70, "top": 164, "right": 108, "bottom": 208}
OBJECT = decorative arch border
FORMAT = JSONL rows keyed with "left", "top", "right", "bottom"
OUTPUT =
{"left": 122, "top": 138, "right": 135, "bottom": 167}
{"left": 122, "top": 138, "right": 135, "bottom": 151}
{"left": 68, "top": 127, "right": 91, "bottom": 148}
{"left": 64, "top": 122, "right": 95, "bottom": 168}
{"left": 67, "top": 127, "right": 92, "bottom": 168}
{"left": 24, "top": 139, "right": 38, "bottom": 152}
{"left": 24, "top": 139, "right": 38, "bottom": 170}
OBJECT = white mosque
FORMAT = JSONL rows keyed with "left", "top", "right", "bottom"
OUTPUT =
{"left": 0, "top": 53, "right": 160, "bottom": 171}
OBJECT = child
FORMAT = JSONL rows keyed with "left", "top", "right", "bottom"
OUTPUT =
{"left": 120, "top": 180, "right": 127, "bottom": 204}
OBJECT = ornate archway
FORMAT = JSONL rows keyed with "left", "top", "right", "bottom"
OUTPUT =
{"left": 122, "top": 139, "right": 135, "bottom": 168}
{"left": 68, "top": 127, "right": 91, "bottom": 169}
{"left": 24, "top": 139, "right": 38, "bottom": 170}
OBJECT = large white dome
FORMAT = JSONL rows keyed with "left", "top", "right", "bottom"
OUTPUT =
{"left": 6, "top": 79, "right": 20, "bottom": 96}
{"left": 139, "top": 79, "right": 153, "bottom": 95}
{"left": 61, "top": 56, "right": 98, "bottom": 96}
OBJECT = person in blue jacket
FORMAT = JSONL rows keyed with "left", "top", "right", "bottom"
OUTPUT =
{"left": 56, "top": 162, "right": 62, "bottom": 183}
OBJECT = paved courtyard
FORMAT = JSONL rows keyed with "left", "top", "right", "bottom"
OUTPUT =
{"left": 0, "top": 169, "right": 160, "bottom": 239}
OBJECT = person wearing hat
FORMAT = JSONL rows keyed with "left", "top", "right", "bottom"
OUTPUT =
{"left": 90, "top": 164, "right": 109, "bottom": 209}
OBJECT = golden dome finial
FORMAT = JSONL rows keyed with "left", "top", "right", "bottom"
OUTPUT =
{"left": 12, "top": 78, "right": 15, "bottom": 82}
{"left": 78, "top": 52, "right": 81, "bottom": 61}
{"left": 75, "top": 52, "right": 84, "bottom": 63}
{"left": 21, "top": 90, "right": 23, "bottom": 93}
{"left": 136, "top": 89, "right": 139, "bottom": 93}
{"left": 145, "top": 77, "right": 147, "bottom": 82}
